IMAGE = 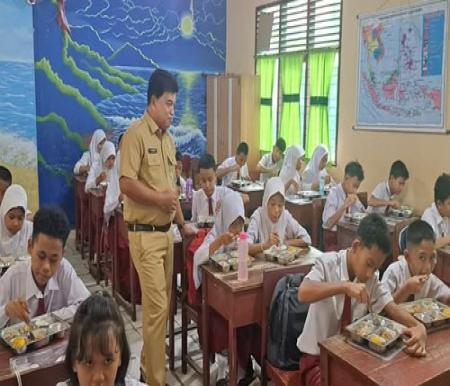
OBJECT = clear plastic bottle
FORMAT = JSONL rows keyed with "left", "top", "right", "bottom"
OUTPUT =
{"left": 319, "top": 174, "right": 325, "bottom": 196}
{"left": 186, "top": 177, "right": 193, "bottom": 200}
{"left": 238, "top": 231, "right": 249, "bottom": 281}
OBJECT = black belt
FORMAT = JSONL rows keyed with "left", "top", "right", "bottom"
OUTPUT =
{"left": 127, "top": 223, "right": 172, "bottom": 233}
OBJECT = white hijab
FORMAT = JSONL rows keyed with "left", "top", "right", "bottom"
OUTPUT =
{"left": 302, "top": 144, "right": 328, "bottom": 185}
{"left": 258, "top": 177, "right": 288, "bottom": 243}
{"left": 89, "top": 129, "right": 106, "bottom": 166}
{"left": 0, "top": 185, "right": 33, "bottom": 257}
{"left": 279, "top": 145, "right": 305, "bottom": 185}
{"left": 214, "top": 190, "right": 245, "bottom": 236}
{"left": 101, "top": 142, "right": 120, "bottom": 220}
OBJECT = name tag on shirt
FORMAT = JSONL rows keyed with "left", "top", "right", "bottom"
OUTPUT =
{"left": 148, "top": 148, "right": 158, "bottom": 154}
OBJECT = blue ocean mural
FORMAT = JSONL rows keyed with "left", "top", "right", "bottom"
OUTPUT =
{"left": 32, "top": 0, "right": 226, "bottom": 223}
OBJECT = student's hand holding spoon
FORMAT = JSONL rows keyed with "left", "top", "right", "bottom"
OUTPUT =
{"left": 344, "top": 194, "right": 358, "bottom": 209}
{"left": 5, "top": 298, "right": 31, "bottom": 324}
{"left": 406, "top": 275, "right": 429, "bottom": 294}
{"left": 220, "top": 232, "right": 237, "bottom": 246}
{"left": 344, "top": 282, "right": 369, "bottom": 305}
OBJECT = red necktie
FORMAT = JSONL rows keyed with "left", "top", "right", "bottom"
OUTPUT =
{"left": 208, "top": 197, "right": 214, "bottom": 216}
{"left": 340, "top": 294, "right": 352, "bottom": 333}
{"left": 35, "top": 297, "right": 46, "bottom": 317}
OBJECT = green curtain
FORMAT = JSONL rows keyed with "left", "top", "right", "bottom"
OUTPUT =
{"left": 256, "top": 56, "right": 276, "bottom": 151}
{"left": 280, "top": 53, "right": 304, "bottom": 147}
{"left": 306, "top": 49, "right": 336, "bottom": 157}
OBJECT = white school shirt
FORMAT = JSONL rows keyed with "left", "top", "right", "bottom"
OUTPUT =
{"left": 73, "top": 151, "right": 91, "bottom": 175}
{"left": 297, "top": 250, "right": 393, "bottom": 355}
{"left": 368, "top": 181, "right": 396, "bottom": 215}
{"left": 57, "top": 378, "right": 146, "bottom": 386}
{"left": 247, "top": 208, "right": 311, "bottom": 245}
{"left": 382, "top": 257, "right": 450, "bottom": 302}
{"left": 191, "top": 186, "right": 232, "bottom": 223}
{"left": 322, "top": 184, "right": 365, "bottom": 231}
{"left": 217, "top": 157, "right": 249, "bottom": 186}
{"left": 0, "top": 258, "right": 90, "bottom": 327}
{"left": 258, "top": 153, "right": 283, "bottom": 184}
{"left": 178, "top": 175, "right": 186, "bottom": 194}
{"left": 422, "top": 203, "right": 450, "bottom": 239}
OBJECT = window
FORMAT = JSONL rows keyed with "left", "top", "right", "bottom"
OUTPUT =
{"left": 256, "top": 0, "right": 342, "bottom": 163}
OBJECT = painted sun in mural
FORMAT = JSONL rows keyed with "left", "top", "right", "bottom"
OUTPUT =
{"left": 180, "top": 13, "right": 195, "bottom": 38}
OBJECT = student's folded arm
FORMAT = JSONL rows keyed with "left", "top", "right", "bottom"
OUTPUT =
{"left": 391, "top": 283, "right": 412, "bottom": 304}
{"left": 216, "top": 166, "right": 230, "bottom": 179}
{"left": 325, "top": 204, "right": 346, "bottom": 229}
{"left": 383, "top": 301, "right": 421, "bottom": 328}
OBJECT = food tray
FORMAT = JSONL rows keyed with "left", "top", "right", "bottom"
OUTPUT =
{"left": 345, "top": 314, "right": 406, "bottom": 354}
{"left": 263, "top": 245, "right": 310, "bottom": 265}
{"left": 0, "top": 256, "right": 15, "bottom": 269}
{"left": 298, "top": 190, "right": 322, "bottom": 199}
{"left": 210, "top": 252, "right": 254, "bottom": 272}
{"left": 196, "top": 215, "right": 215, "bottom": 228}
{"left": 230, "top": 180, "right": 251, "bottom": 188}
{"left": 1, "top": 313, "right": 70, "bottom": 355}
{"left": 344, "top": 212, "right": 367, "bottom": 222}
{"left": 400, "top": 298, "right": 450, "bottom": 329}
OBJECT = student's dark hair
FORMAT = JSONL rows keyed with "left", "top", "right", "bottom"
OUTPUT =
{"left": 0, "top": 166, "right": 12, "bottom": 184}
{"left": 405, "top": 220, "right": 436, "bottom": 249}
{"left": 236, "top": 142, "right": 249, "bottom": 156}
{"left": 32, "top": 207, "right": 70, "bottom": 247}
{"left": 344, "top": 161, "right": 364, "bottom": 182}
{"left": 117, "top": 133, "right": 124, "bottom": 148}
{"left": 434, "top": 173, "right": 450, "bottom": 204}
{"left": 199, "top": 153, "right": 217, "bottom": 170}
{"left": 147, "top": 69, "right": 178, "bottom": 104}
{"left": 275, "top": 137, "right": 287, "bottom": 153}
{"left": 175, "top": 150, "right": 182, "bottom": 162}
{"left": 357, "top": 214, "right": 391, "bottom": 255}
{"left": 389, "top": 160, "right": 409, "bottom": 180}
{"left": 65, "top": 292, "right": 130, "bottom": 386}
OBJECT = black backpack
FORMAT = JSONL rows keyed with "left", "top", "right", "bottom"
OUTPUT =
{"left": 267, "top": 273, "right": 309, "bottom": 370}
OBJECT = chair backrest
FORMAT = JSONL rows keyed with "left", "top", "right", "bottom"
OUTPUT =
{"left": 357, "top": 191, "right": 368, "bottom": 208}
{"left": 311, "top": 198, "right": 325, "bottom": 249}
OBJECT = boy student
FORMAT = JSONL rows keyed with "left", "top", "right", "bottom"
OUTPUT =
{"left": 422, "top": 173, "right": 450, "bottom": 249}
{"left": 0, "top": 165, "right": 12, "bottom": 205}
{"left": 322, "top": 161, "right": 366, "bottom": 251}
{"left": 368, "top": 160, "right": 409, "bottom": 215}
{"left": 297, "top": 214, "right": 427, "bottom": 386}
{"left": 382, "top": 220, "right": 450, "bottom": 304}
{"left": 256, "top": 137, "right": 286, "bottom": 184}
{"left": 217, "top": 142, "right": 250, "bottom": 186}
{"left": 191, "top": 153, "right": 249, "bottom": 223}
{"left": 0, "top": 207, "right": 90, "bottom": 327}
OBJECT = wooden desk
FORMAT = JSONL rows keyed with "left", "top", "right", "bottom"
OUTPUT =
{"left": 320, "top": 329, "right": 450, "bottom": 386}
{"left": 0, "top": 339, "right": 68, "bottom": 386}
{"left": 436, "top": 246, "right": 450, "bottom": 286}
{"left": 88, "top": 188, "right": 106, "bottom": 282}
{"left": 73, "top": 175, "right": 88, "bottom": 258}
{"left": 201, "top": 248, "right": 322, "bottom": 386}
{"left": 231, "top": 185, "right": 264, "bottom": 218}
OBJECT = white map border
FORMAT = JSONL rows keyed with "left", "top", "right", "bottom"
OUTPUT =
{"left": 355, "top": 0, "right": 449, "bottom": 133}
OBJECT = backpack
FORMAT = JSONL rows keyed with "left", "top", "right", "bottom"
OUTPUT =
{"left": 267, "top": 273, "right": 309, "bottom": 370}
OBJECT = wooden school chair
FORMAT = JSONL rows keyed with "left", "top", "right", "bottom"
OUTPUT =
{"left": 260, "top": 265, "right": 313, "bottom": 386}
{"left": 74, "top": 176, "right": 89, "bottom": 259}
{"left": 88, "top": 188, "right": 106, "bottom": 283}
{"left": 311, "top": 198, "right": 325, "bottom": 249}
{"left": 357, "top": 192, "right": 368, "bottom": 209}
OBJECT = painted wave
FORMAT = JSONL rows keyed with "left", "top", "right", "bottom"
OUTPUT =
{"left": 0, "top": 132, "right": 37, "bottom": 168}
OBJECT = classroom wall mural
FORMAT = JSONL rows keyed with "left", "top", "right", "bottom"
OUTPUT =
{"left": 0, "top": 0, "right": 39, "bottom": 212}
{"left": 32, "top": 0, "right": 226, "bottom": 223}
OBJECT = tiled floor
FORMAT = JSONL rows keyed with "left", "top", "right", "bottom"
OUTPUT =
{"left": 64, "top": 232, "right": 259, "bottom": 386}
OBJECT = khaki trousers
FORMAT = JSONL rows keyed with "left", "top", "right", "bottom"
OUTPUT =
{"left": 128, "top": 230, "right": 173, "bottom": 386}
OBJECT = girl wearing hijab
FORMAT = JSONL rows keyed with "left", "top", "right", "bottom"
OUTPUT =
{"left": 0, "top": 185, "right": 33, "bottom": 258}
{"left": 279, "top": 145, "right": 305, "bottom": 195}
{"left": 302, "top": 144, "right": 331, "bottom": 190}
{"left": 247, "top": 177, "right": 311, "bottom": 256}
{"left": 73, "top": 129, "right": 107, "bottom": 175}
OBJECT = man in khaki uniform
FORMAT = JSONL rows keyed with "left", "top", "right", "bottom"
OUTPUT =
{"left": 119, "top": 69, "right": 188, "bottom": 386}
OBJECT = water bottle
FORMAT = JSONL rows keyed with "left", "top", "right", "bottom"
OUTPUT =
{"left": 238, "top": 231, "right": 249, "bottom": 282}
{"left": 319, "top": 175, "right": 325, "bottom": 196}
{"left": 186, "top": 177, "right": 193, "bottom": 200}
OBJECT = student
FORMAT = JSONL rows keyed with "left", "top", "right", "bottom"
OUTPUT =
{"left": 297, "top": 214, "right": 427, "bottom": 386}
{"left": 175, "top": 150, "right": 186, "bottom": 195}
{"left": 422, "top": 173, "right": 450, "bottom": 249}
{"left": 73, "top": 129, "right": 107, "bottom": 176}
{"left": 217, "top": 142, "right": 250, "bottom": 186}
{"left": 322, "top": 161, "right": 366, "bottom": 251}
{"left": 0, "top": 166, "right": 12, "bottom": 205}
{"left": 279, "top": 145, "right": 305, "bottom": 195}
{"left": 382, "top": 220, "right": 450, "bottom": 304}
{"left": 0, "top": 184, "right": 33, "bottom": 258}
{"left": 368, "top": 160, "right": 409, "bottom": 215}
{"left": 0, "top": 207, "right": 90, "bottom": 327}
{"left": 256, "top": 137, "right": 286, "bottom": 184}
{"left": 247, "top": 177, "right": 311, "bottom": 256}
{"left": 302, "top": 144, "right": 330, "bottom": 190}
{"left": 59, "top": 292, "right": 145, "bottom": 386}
{"left": 191, "top": 153, "right": 248, "bottom": 224}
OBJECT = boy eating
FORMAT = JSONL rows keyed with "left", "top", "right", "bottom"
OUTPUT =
{"left": 217, "top": 142, "right": 250, "bottom": 186}
{"left": 256, "top": 137, "right": 286, "bottom": 184}
{"left": 297, "top": 214, "right": 427, "bottom": 386}
{"left": 382, "top": 220, "right": 450, "bottom": 304}
{"left": 0, "top": 207, "right": 90, "bottom": 326}
{"left": 368, "top": 160, "right": 409, "bottom": 215}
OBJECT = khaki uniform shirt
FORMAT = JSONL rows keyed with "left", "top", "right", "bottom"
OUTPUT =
{"left": 120, "top": 111, "right": 177, "bottom": 226}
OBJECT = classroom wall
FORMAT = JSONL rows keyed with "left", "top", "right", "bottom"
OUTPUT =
{"left": 227, "top": 0, "right": 450, "bottom": 213}
{"left": 0, "top": 1, "right": 39, "bottom": 212}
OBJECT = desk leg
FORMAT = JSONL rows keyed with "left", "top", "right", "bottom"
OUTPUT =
{"left": 168, "top": 275, "right": 176, "bottom": 371}
{"left": 228, "top": 323, "right": 238, "bottom": 386}
{"left": 202, "top": 277, "right": 210, "bottom": 386}
{"left": 320, "top": 348, "right": 329, "bottom": 386}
